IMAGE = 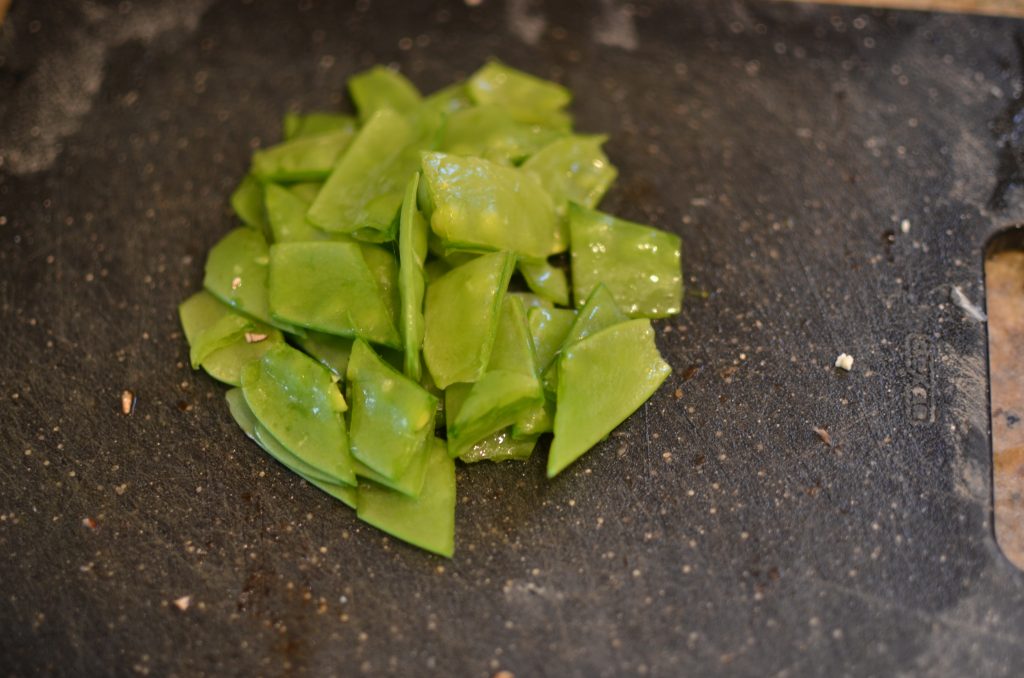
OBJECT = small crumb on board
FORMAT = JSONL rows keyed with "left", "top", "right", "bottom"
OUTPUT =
{"left": 121, "top": 390, "right": 135, "bottom": 415}
{"left": 834, "top": 353, "right": 854, "bottom": 371}
{"left": 812, "top": 427, "right": 832, "bottom": 446}
{"left": 173, "top": 595, "right": 192, "bottom": 611}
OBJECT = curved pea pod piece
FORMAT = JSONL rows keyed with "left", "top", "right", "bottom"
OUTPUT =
{"left": 307, "top": 108, "right": 419, "bottom": 240}
{"left": 265, "top": 183, "right": 355, "bottom": 244}
{"left": 347, "top": 339, "right": 437, "bottom": 481}
{"left": 267, "top": 241, "right": 401, "bottom": 347}
{"left": 421, "top": 152, "right": 562, "bottom": 259}
{"left": 423, "top": 82, "right": 473, "bottom": 116}
{"left": 519, "top": 259, "right": 570, "bottom": 307}
{"left": 352, "top": 444, "right": 430, "bottom": 499}
{"left": 459, "top": 428, "right": 538, "bottom": 464}
{"left": 252, "top": 127, "right": 357, "bottom": 183}
{"left": 569, "top": 203, "right": 683, "bottom": 317}
{"left": 179, "top": 291, "right": 284, "bottom": 386}
{"left": 230, "top": 174, "right": 268, "bottom": 232}
{"left": 440, "top": 105, "right": 563, "bottom": 164}
{"left": 423, "top": 250, "right": 515, "bottom": 389}
{"left": 357, "top": 437, "right": 456, "bottom": 558}
{"left": 360, "top": 244, "right": 401, "bottom": 330}
{"left": 348, "top": 65, "right": 422, "bottom": 122}
{"left": 467, "top": 60, "right": 571, "bottom": 126}
{"left": 522, "top": 135, "right": 617, "bottom": 215}
{"left": 240, "top": 344, "right": 356, "bottom": 486}
{"left": 512, "top": 395, "right": 554, "bottom": 438}
{"left": 203, "top": 227, "right": 302, "bottom": 335}
{"left": 283, "top": 112, "right": 356, "bottom": 141}
{"left": 562, "top": 283, "right": 628, "bottom": 348}
{"left": 527, "top": 305, "right": 576, "bottom": 375}
{"left": 293, "top": 331, "right": 353, "bottom": 378}
{"left": 225, "top": 389, "right": 356, "bottom": 507}
{"left": 398, "top": 173, "right": 429, "bottom": 381}
{"left": 548, "top": 319, "right": 671, "bottom": 477}
{"left": 446, "top": 296, "right": 544, "bottom": 457}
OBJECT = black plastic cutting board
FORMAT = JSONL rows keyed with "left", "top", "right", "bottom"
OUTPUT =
{"left": 3, "top": 1, "right": 1024, "bottom": 676}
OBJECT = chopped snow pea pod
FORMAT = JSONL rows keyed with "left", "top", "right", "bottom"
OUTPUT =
{"left": 519, "top": 259, "right": 570, "bottom": 307}
{"left": 352, "top": 445, "right": 430, "bottom": 499}
{"left": 348, "top": 65, "right": 422, "bottom": 122}
{"left": 293, "top": 331, "right": 354, "bottom": 378}
{"left": 467, "top": 61, "right": 571, "bottom": 126}
{"left": 265, "top": 183, "right": 354, "bottom": 244}
{"left": 357, "top": 437, "right": 456, "bottom": 557}
{"left": 307, "top": 108, "right": 421, "bottom": 240}
{"left": 548, "top": 319, "right": 671, "bottom": 477}
{"left": 422, "top": 250, "right": 515, "bottom": 389}
{"left": 226, "top": 389, "right": 357, "bottom": 507}
{"left": 446, "top": 296, "right": 544, "bottom": 458}
{"left": 203, "top": 227, "right": 302, "bottom": 334}
{"left": 252, "top": 127, "right": 357, "bottom": 182}
{"left": 178, "top": 291, "right": 284, "bottom": 385}
{"left": 458, "top": 427, "right": 538, "bottom": 463}
{"left": 440, "top": 105, "right": 563, "bottom": 164}
{"left": 346, "top": 339, "right": 437, "bottom": 481}
{"left": 511, "top": 292, "right": 554, "bottom": 313}
{"left": 360, "top": 244, "right": 401, "bottom": 333}
{"left": 288, "top": 181, "right": 324, "bottom": 203}
{"left": 569, "top": 203, "right": 683, "bottom": 317}
{"left": 561, "top": 283, "right": 628, "bottom": 348}
{"left": 423, "top": 82, "right": 473, "bottom": 115}
{"left": 512, "top": 396, "right": 554, "bottom": 438}
{"left": 267, "top": 241, "right": 400, "bottom": 347}
{"left": 420, "top": 152, "right": 563, "bottom": 259}
{"left": 527, "top": 305, "right": 576, "bottom": 375}
{"left": 398, "top": 173, "right": 428, "bottom": 381}
{"left": 240, "top": 344, "right": 356, "bottom": 486}
{"left": 230, "top": 174, "right": 268, "bottom": 232}
{"left": 283, "top": 112, "right": 357, "bottom": 141}
{"left": 522, "top": 135, "right": 617, "bottom": 214}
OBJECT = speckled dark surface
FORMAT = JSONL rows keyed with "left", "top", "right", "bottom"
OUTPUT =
{"left": 3, "top": 1, "right": 1024, "bottom": 676}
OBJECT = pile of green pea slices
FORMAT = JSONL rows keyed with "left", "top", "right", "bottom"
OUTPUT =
{"left": 179, "top": 61, "right": 682, "bottom": 557}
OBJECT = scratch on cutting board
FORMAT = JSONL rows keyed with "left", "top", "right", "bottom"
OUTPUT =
{"left": 0, "top": 0, "right": 210, "bottom": 175}
{"left": 505, "top": 0, "right": 547, "bottom": 46}
{"left": 593, "top": 0, "right": 637, "bottom": 51}
{"left": 950, "top": 285, "right": 987, "bottom": 322}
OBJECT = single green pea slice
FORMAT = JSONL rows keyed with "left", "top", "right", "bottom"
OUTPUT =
{"left": 252, "top": 127, "right": 357, "bottom": 183}
{"left": 522, "top": 135, "right": 617, "bottom": 215}
{"left": 398, "top": 173, "right": 428, "bottom": 381}
{"left": 288, "top": 182, "right": 324, "bottom": 203}
{"left": 440, "top": 105, "right": 563, "bottom": 164}
{"left": 267, "top": 241, "right": 401, "bottom": 347}
{"left": 512, "top": 395, "right": 554, "bottom": 438}
{"left": 423, "top": 82, "right": 473, "bottom": 116}
{"left": 511, "top": 292, "right": 554, "bottom": 313}
{"left": 347, "top": 339, "right": 437, "bottom": 481}
{"left": 519, "top": 259, "right": 570, "bottom": 307}
{"left": 423, "top": 250, "right": 515, "bottom": 389}
{"left": 265, "top": 183, "right": 355, "bottom": 244}
{"left": 240, "top": 344, "right": 356, "bottom": 485}
{"left": 349, "top": 65, "right": 422, "bottom": 122}
{"left": 569, "top": 203, "right": 683, "bottom": 317}
{"left": 225, "top": 389, "right": 356, "bottom": 507}
{"left": 283, "top": 112, "right": 357, "bottom": 141}
{"left": 203, "top": 227, "right": 302, "bottom": 334}
{"left": 446, "top": 296, "right": 544, "bottom": 457}
{"left": 230, "top": 174, "right": 268, "bottom": 232}
{"left": 562, "top": 283, "right": 628, "bottom": 348}
{"left": 352, "top": 445, "right": 430, "bottom": 499}
{"left": 356, "top": 437, "right": 456, "bottom": 558}
{"left": 307, "top": 108, "right": 420, "bottom": 239}
{"left": 293, "top": 331, "right": 354, "bottom": 378}
{"left": 421, "top": 151, "right": 562, "bottom": 259}
{"left": 548, "top": 319, "right": 671, "bottom": 478}
{"left": 467, "top": 61, "right": 571, "bottom": 125}
{"left": 459, "top": 428, "right": 538, "bottom": 464}
{"left": 178, "top": 291, "right": 284, "bottom": 385}
{"left": 527, "top": 305, "right": 576, "bottom": 375}
{"left": 360, "top": 243, "right": 401, "bottom": 330}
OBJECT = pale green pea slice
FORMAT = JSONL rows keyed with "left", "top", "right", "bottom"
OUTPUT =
{"left": 283, "top": 112, "right": 357, "bottom": 141}
{"left": 458, "top": 428, "right": 538, "bottom": 464}
{"left": 398, "top": 173, "right": 428, "bottom": 381}
{"left": 519, "top": 259, "right": 570, "bottom": 307}
{"left": 348, "top": 65, "right": 422, "bottom": 122}
{"left": 467, "top": 60, "right": 571, "bottom": 126}
{"left": 252, "top": 127, "right": 357, "bottom": 182}
{"left": 440, "top": 104, "right": 563, "bottom": 164}
{"left": 230, "top": 174, "right": 268, "bottom": 232}
{"left": 522, "top": 135, "right": 617, "bottom": 215}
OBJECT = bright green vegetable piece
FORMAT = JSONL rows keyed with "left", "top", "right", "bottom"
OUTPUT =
{"left": 511, "top": 292, "right": 554, "bottom": 313}
{"left": 267, "top": 241, "right": 400, "bottom": 347}
{"left": 349, "top": 66, "right": 422, "bottom": 122}
{"left": 178, "top": 291, "right": 284, "bottom": 385}
{"left": 240, "top": 344, "right": 356, "bottom": 485}
{"left": 398, "top": 173, "right": 428, "bottom": 381}
{"left": 360, "top": 244, "right": 401, "bottom": 329}
{"left": 458, "top": 428, "right": 538, "bottom": 464}
{"left": 230, "top": 174, "right": 268, "bottom": 232}
{"left": 421, "top": 152, "right": 563, "bottom": 259}
{"left": 440, "top": 105, "right": 563, "bottom": 164}
{"left": 265, "top": 183, "right": 354, "bottom": 244}
{"left": 522, "top": 135, "right": 617, "bottom": 214}
{"left": 226, "top": 389, "right": 356, "bottom": 507}
{"left": 283, "top": 112, "right": 357, "bottom": 141}
{"left": 423, "top": 250, "right": 515, "bottom": 389}
{"left": 446, "top": 296, "right": 544, "bottom": 458}
{"left": 293, "top": 331, "right": 354, "bottom": 378}
{"left": 288, "top": 181, "right": 324, "bottom": 203}
{"left": 252, "top": 127, "right": 357, "bottom": 183}
{"left": 357, "top": 437, "right": 455, "bottom": 557}
{"left": 346, "top": 339, "right": 437, "bottom": 481}
{"left": 352, "top": 443, "right": 430, "bottom": 499}
{"left": 519, "top": 259, "right": 570, "bottom": 307}
{"left": 569, "top": 203, "right": 683, "bottom": 317}
{"left": 527, "top": 305, "right": 576, "bottom": 375}
{"left": 307, "top": 108, "right": 421, "bottom": 240}
{"left": 423, "top": 82, "right": 473, "bottom": 115}
{"left": 548, "top": 319, "right": 671, "bottom": 477}
{"left": 562, "top": 283, "right": 628, "bottom": 348}
{"left": 467, "top": 61, "right": 571, "bottom": 126}
{"left": 512, "top": 396, "right": 554, "bottom": 438}
{"left": 203, "top": 227, "right": 301, "bottom": 334}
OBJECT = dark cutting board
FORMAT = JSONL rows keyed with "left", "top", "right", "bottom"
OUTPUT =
{"left": 2, "top": 1, "right": 1023, "bottom": 675}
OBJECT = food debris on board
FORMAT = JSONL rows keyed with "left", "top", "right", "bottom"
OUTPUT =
{"left": 173, "top": 596, "right": 191, "bottom": 611}
{"left": 812, "top": 427, "right": 832, "bottom": 446}
{"left": 178, "top": 61, "right": 684, "bottom": 557}
{"left": 120, "top": 390, "right": 135, "bottom": 415}
{"left": 834, "top": 353, "right": 854, "bottom": 371}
